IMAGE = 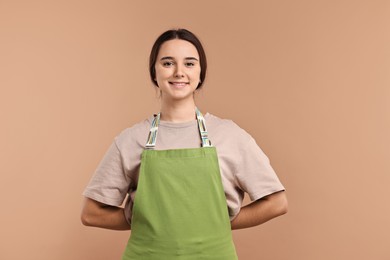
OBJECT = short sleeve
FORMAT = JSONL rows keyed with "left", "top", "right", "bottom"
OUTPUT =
{"left": 235, "top": 136, "right": 285, "bottom": 201}
{"left": 82, "top": 138, "right": 130, "bottom": 206}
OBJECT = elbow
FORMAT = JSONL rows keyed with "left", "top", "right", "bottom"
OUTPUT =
{"left": 80, "top": 211, "right": 92, "bottom": 226}
{"left": 266, "top": 191, "right": 288, "bottom": 217}
{"left": 277, "top": 192, "right": 288, "bottom": 216}
{"left": 80, "top": 206, "right": 97, "bottom": 227}
{"left": 80, "top": 197, "right": 101, "bottom": 227}
{"left": 279, "top": 201, "right": 288, "bottom": 216}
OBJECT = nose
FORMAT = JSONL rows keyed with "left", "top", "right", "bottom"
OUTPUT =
{"left": 174, "top": 64, "right": 185, "bottom": 78}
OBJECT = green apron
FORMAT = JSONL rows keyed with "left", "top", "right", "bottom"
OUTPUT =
{"left": 122, "top": 108, "right": 238, "bottom": 259}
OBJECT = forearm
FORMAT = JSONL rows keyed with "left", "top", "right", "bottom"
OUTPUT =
{"left": 81, "top": 198, "right": 131, "bottom": 230}
{"left": 230, "top": 191, "right": 288, "bottom": 230}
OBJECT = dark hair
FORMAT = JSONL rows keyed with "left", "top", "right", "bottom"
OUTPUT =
{"left": 149, "top": 28, "right": 207, "bottom": 89}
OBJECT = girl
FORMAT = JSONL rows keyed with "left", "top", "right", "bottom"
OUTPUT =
{"left": 81, "top": 28, "right": 287, "bottom": 259}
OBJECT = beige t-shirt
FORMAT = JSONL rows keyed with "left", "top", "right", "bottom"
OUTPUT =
{"left": 83, "top": 113, "right": 285, "bottom": 222}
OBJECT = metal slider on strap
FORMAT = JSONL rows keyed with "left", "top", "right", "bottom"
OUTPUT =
{"left": 195, "top": 108, "right": 212, "bottom": 147}
{"left": 145, "top": 113, "right": 160, "bottom": 149}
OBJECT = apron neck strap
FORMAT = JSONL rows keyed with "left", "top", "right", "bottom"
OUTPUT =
{"left": 145, "top": 107, "right": 212, "bottom": 149}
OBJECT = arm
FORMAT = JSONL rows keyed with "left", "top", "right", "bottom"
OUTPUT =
{"left": 230, "top": 191, "right": 288, "bottom": 230}
{"left": 80, "top": 197, "right": 131, "bottom": 230}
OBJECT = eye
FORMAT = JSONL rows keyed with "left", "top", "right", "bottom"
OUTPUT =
{"left": 162, "top": 61, "right": 174, "bottom": 67}
{"left": 185, "top": 62, "right": 195, "bottom": 67}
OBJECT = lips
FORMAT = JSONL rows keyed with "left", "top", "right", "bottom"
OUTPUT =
{"left": 169, "top": 82, "right": 189, "bottom": 88}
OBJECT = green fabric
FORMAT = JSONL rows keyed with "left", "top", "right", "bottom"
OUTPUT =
{"left": 122, "top": 147, "right": 238, "bottom": 259}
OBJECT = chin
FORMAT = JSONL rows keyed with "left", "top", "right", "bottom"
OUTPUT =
{"left": 164, "top": 93, "right": 194, "bottom": 101}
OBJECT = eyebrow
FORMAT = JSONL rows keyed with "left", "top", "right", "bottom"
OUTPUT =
{"left": 160, "top": 56, "right": 199, "bottom": 61}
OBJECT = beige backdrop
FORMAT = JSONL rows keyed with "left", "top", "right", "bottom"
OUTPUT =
{"left": 1, "top": 1, "right": 389, "bottom": 259}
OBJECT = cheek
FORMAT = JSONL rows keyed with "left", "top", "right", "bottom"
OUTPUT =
{"left": 155, "top": 67, "right": 171, "bottom": 80}
{"left": 190, "top": 68, "right": 201, "bottom": 79}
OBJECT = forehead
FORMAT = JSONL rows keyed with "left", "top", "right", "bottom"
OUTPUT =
{"left": 157, "top": 39, "right": 199, "bottom": 59}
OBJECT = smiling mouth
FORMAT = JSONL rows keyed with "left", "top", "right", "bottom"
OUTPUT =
{"left": 169, "top": 82, "right": 189, "bottom": 87}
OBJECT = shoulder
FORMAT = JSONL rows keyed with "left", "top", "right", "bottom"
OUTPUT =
{"left": 205, "top": 113, "right": 253, "bottom": 143}
{"left": 113, "top": 116, "right": 153, "bottom": 150}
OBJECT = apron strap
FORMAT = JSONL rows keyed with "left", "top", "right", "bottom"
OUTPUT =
{"left": 145, "top": 108, "right": 212, "bottom": 149}
{"left": 195, "top": 108, "right": 212, "bottom": 148}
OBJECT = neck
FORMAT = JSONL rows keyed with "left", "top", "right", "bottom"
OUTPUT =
{"left": 160, "top": 98, "right": 197, "bottom": 123}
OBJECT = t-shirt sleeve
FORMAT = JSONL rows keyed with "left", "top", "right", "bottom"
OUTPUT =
{"left": 235, "top": 135, "right": 285, "bottom": 201}
{"left": 82, "top": 138, "right": 130, "bottom": 206}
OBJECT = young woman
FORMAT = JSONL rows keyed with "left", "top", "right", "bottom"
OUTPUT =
{"left": 81, "top": 28, "right": 287, "bottom": 259}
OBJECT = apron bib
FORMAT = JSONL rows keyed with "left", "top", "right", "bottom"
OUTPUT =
{"left": 122, "top": 108, "right": 238, "bottom": 259}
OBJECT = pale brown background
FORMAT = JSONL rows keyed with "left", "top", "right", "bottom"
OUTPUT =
{"left": 1, "top": 0, "right": 389, "bottom": 259}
